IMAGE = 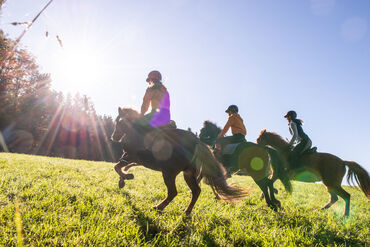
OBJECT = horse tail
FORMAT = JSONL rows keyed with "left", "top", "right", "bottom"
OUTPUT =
{"left": 344, "top": 161, "right": 370, "bottom": 199}
{"left": 264, "top": 146, "right": 292, "bottom": 193}
{"left": 192, "top": 143, "right": 248, "bottom": 202}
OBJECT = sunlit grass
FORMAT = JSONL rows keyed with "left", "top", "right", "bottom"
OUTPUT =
{"left": 0, "top": 153, "right": 369, "bottom": 246}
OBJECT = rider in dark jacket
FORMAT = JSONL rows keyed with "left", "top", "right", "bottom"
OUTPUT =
{"left": 285, "top": 110, "right": 312, "bottom": 169}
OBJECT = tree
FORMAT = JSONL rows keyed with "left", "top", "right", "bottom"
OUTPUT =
{"left": 0, "top": 25, "right": 119, "bottom": 161}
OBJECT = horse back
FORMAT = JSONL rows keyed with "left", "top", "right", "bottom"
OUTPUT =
{"left": 301, "top": 152, "right": 346, "bottom": 182}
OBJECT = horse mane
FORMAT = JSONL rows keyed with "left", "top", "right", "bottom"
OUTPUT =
{"left": 120, "top": 107, "right": 141, "bottom": 123}
{"left": 264, "top": 131, "right": 289, "bottom": 148}
{"left": 203, "top": 121, "right": 221, "bottom": 137}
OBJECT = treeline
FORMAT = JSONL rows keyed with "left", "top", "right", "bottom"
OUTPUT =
{"left": 0, "top": 29, "right": 122, "bottom": 161}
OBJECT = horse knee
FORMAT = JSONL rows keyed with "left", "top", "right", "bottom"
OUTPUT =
{"left": 168, "top": 190, "right": 177, "bottom": 199}
{"left": 193, "top": 186, "right": 201, "bottom": 197}
{"left": 114, "top": 163, "right": 123, "bottom": 172}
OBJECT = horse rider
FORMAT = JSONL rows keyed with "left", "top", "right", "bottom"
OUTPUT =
{"left": 139, "top": 70, "right": 171, "bottom": 127}
{"left": 284, "top": 110, "right": 312, "bottom": 169}
{"left": 215, "top": 105, "right": 247, "bottom": 155}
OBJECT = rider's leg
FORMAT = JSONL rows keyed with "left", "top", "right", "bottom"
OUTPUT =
{"left": 289, "top": 138, "right": 308, "bottom": 169}
{"left": 215, "top": 136, "right": 233, "bottom": 156}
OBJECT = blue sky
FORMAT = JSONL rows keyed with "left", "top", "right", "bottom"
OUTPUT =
{"left": 1, "top": 0, "right": 370, "bottom": 172}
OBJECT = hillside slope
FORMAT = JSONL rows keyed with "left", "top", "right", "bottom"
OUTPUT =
{"left": 0, "top": 153, "right": 369, "bottom": 246}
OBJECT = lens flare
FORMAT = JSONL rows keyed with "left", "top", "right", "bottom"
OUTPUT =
{"left": 250, "top": 157, "right": 264, "bottom": 171}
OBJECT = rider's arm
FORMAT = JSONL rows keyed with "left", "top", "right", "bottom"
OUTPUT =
{"left": 218, "top": 116, "right": 233, "bottom": 138}
{"left": 140, "top": 89, "right": 151, "bottom": 115}
{"left": 288, "top": 121, "right": 298, "bottom": 145}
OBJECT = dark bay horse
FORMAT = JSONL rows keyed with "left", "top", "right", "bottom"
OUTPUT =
{"left": 257, "top": 129, "right": 370, "bottom": 216}
{"left": 199, "top": 121, "right": 292, "bottom": 210}
{"left": 111, "top": 107, "right": 248, "bottom": 215}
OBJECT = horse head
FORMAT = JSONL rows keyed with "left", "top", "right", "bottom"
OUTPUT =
{"left": 111, "top": 107, "right": 141, "bottom": 142}
{"left": 199, "top": 121, "right": 221, "bottom": 145}
{"left": 256, "top": 129, "right": 268, "bottom": 145}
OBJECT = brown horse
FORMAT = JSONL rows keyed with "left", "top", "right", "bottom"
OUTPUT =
{"left": 257, "top": 129, "right": 370, "bottom": 216}
{"left": 199, "top": 121, "right": 292, "bottom": 210}
{"left": 110, "top": 107, "right": 248, "bottom": 215}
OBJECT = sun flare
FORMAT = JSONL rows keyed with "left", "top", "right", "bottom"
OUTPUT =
{"left": 53, "top": 46, "right": 104, "bottom": 94}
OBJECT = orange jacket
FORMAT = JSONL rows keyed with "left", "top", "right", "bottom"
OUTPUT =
{"left": 218, "top": 113, "right": 246, "bottom": 138}
{"left": 141, "top": 84, "right": 169, "bottom": 115}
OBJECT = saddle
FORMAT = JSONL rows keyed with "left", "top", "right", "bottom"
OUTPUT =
{"left": 158, "top": 120, "right": 177, "bottom": 129}
{"left": 222, "top": 141, "right": 255, "bottom": 156}
{"left": 289, "top": 147, "right": 318, "bottom": 170}
{"left": 219, "top": 142, "right": 255, "bottom": 172}
{"left": 222, "top": 143, "right": 241, "bottom": 155}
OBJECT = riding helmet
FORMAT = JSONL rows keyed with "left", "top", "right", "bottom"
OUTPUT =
{"left": 284, "top": 110, "right": 297, "bottom": 119}
{"left": 225, "top": 105, "right": 239, "bottom": 113}
{"left": 146, "top": 70, "right": 162, "bottom": 82}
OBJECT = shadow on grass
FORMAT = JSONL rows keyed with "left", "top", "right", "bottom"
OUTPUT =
{"left": 275, "top": 211, "right": 368, "bottom": 246}
{"left": 121, "top": 191, "right": 161, "bottom": 242}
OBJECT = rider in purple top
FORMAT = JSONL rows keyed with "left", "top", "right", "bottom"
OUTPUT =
{"left": 140, "top": 71, "right": 171, "bottom": 127}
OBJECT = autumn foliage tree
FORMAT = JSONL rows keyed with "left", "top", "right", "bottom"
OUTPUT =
{"left": 0, "top": 26, "right": 121, "bottom": 161}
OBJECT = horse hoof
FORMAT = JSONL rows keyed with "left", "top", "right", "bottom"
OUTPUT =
{"left": 152, "top": 206, "right": 163, "bottom": 212}
{"left": 124, "top": 173, "right": 134, "bottom": 180}
{"left": 268, "top": 204, "right": 278, "bottom": 212}
{"left": 184, "top": 210, "right": 192, "bottom": 215}
{"left": 118, "top": 178, "right": 125, "bottom": 188}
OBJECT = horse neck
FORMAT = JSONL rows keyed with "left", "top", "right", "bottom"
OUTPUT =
{"left": 123, "top": 122, "right": 146, "bottom": 148}
{"left": 267, "top": 134, "right": 289, "bottom": 152}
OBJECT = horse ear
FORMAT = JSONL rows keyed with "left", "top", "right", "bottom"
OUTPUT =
{"left": 260, "top": 129, "right": 266, "bottom": 135}
{"left": 118, "top": 107, "right": 123, "bottom": 116}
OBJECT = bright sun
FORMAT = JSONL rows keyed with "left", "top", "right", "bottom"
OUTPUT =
{"left": 53, "top": 46, "right": 104, "bottom": 94}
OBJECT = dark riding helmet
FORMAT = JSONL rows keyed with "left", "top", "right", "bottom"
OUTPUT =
{"left": 284, "top": 110, "right": 297, "bottom": 119}
{"left": 225, "top": 105, "right": 238, "bottom": 113}
{"left": 146, "top": 70, "right": 162, "bottom": 83}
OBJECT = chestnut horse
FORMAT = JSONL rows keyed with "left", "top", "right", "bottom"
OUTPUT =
{"left": 257, "top": 129, "right": 370, "bottom": 216}
{"left": 111, "top": 107, "right": 248, "bottom": 215}
{"left": 199, "top": 121, "right": 292, "bottom": 210}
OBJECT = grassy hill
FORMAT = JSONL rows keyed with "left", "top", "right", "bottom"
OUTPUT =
{"left": 0, "top": 153, "right": 369, "bottom": 246}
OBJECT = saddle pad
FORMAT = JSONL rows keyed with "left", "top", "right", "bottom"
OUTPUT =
{"left": 222, "top": 143, "right": 242, "bottom": 155}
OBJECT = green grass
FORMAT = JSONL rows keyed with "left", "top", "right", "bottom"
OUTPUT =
{"left": 0, "top": 153, "right": 369, "bottom": 246}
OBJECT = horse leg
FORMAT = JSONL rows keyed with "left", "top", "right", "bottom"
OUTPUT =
{"left": 334, "top": 186, "right": 351, "bottom": 217}
{"left": 153, "top": 172, "right": 178, "bottom": 212}
{"left": 121, "top": 163, "right": 138, "bottom": 180}
{"left": 321, "top": 187, "right": 338, "bottom": 210}
{"left": 268, "top": 179, "right": 281, "bottom": 208}
{"left": 114, "top": 160, "right": 135, "bottom": 178}
{"left": 183, "top": 169, "right": 201, "bottom": 215}
{"left": 196, "top": 167, "right": 203, "bottom": 184}
{"left": 114, "top": 161, "right": 133, "bottom": 188}
{"left": 260, "top": 176, "right": 278, "bottom": 200}
{"left": 256, "top": 178, "right": 276, "bottom": 211}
